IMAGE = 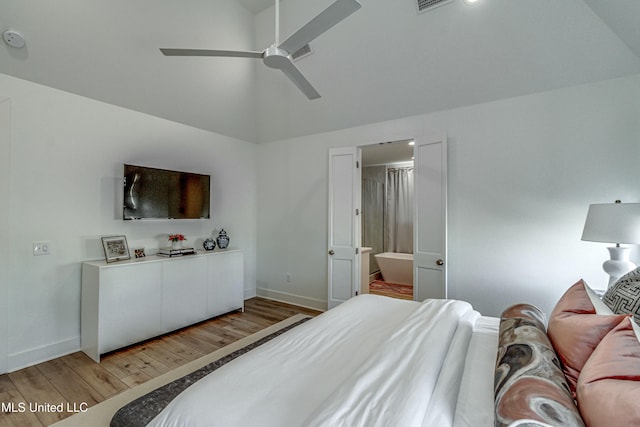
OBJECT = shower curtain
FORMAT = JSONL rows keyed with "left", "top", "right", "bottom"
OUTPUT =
{"left": 362, "top": 178, "right": 384, "bottom": 274}
{"left": 385, "top": 167, "right": 414, "bottom": 254}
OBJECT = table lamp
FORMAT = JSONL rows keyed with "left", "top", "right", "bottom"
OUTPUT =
{"left": 581, "top": 201, "right": 640, "bottom": 288}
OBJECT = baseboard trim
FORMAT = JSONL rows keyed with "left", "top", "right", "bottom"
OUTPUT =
{"left": 256, "top": 288, "right": 326, "bottom": 312}
{"left": 8, "top": 336, "right": 80, "bottom": 373}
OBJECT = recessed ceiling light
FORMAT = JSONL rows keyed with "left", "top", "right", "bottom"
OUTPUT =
{"left": 463, "top": 0, "right": 479, "bottom": 5}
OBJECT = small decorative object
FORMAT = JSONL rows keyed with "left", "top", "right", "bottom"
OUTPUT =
{"left": 216, "top": 229, "right": 230, "bottom": 249}
{"left": 169, "top": 233, "right": 186, "bottom": 250}
{"left": 134, "top": 248, "right": 146, "bottom": 258}
{"left": 203, "top": 238, "right": 216, "bottom": 251}
{"left": 101, "top": 235, "right": 131, "bottom": 263}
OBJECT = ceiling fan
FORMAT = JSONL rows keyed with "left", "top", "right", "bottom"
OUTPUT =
{"left": 160, "top": 0, "right": 362, "bottom": 100}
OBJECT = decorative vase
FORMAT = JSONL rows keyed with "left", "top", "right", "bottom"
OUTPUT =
{"left": 171, "top": 240, "right": 182, "bottom": 250}
{"left": 216, "top": 229, "right": 230, "bottom": 249}
{"left": 203, "top": 238, "right": 216, "bottom": 251}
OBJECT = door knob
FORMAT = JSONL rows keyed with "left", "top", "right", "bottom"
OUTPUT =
{"left": 436, "top": 259, "right": 444, "bottom": 266}
{"left": 329, "top": 250, "right": 335, "bottom": 255}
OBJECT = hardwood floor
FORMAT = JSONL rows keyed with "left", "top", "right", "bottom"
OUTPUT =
{"left": 0, "top": 298, "right": 322, "bottom": 427}
{"left": 369, "top": 280, "right": 414, "bottom": 301}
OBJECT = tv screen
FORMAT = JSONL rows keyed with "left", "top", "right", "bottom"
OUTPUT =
{"left": 123, "top": 164, "right": 210, "bottom": 220}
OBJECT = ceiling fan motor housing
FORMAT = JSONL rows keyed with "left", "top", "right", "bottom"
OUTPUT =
{"left": 263, "top": 46, "right": 292, "bottom": 69}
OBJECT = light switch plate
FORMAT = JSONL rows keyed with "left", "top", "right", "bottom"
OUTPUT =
{"left": 33, "top": 241, "right": 51, "bottom": 256}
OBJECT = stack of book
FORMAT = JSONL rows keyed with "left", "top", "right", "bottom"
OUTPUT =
{"left": 157, "top": 247, "right": 196, "bottom": 257}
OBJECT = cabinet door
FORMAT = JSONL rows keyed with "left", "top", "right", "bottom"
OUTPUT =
{"left": 100, "top": 263, "right": 162, "bottom": 354}
{"left": 207, "top": 251, "right": 244, "bottom": 317}
{"left": 162, "top": 256, "right": 208, "bottom": 332}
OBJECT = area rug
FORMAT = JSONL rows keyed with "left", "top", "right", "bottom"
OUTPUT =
{"left": 51, "top": 314, "right": 311, "bottom": 427}
{"left": 369, "top": 280, "right": 414, "bottom": 300}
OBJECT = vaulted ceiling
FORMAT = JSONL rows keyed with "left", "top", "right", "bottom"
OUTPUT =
{"left": 1, "top": 0, "right": 639, "bottom": 143}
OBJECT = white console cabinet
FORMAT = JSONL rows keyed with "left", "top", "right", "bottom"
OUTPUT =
{"left": 81, "top": 249, "right": 244, "bottom": 362}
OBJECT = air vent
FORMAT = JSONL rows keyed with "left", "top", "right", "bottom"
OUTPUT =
{"left": 291, "top": 43, "right": 313, "bottom": 61}
{"left": 416, "top": 0, "right": 454, "bottom": 13}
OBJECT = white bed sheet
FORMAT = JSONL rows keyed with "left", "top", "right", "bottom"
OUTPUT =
{"left": 454, "top": 316, "right": 499, "bottom": 427}
{"left": 147, "top": 295, "right": 498, "bottom": 427}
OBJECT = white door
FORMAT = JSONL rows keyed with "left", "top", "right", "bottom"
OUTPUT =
{"left": 327, "top": 147, "right": 361, "bottom": 309}
{"left": 413, "top": 133, "right": 447, "bottom": 301}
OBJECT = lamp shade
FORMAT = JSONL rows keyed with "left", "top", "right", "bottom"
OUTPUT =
{"left": 581, "top": 203, "right": 640, "bottom": 245}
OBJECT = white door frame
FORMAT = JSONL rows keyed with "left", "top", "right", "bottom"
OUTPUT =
{"left": 327, "top": 130, "right": 447, "bottom": 308}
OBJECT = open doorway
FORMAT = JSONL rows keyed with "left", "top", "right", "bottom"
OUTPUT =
{"left": 328, "top": 133, "right": 446, "bottom": 308}
{"left": 361, "top": 139, "right": 415, "bottom": 300}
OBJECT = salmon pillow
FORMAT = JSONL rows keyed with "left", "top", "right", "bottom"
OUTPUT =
{"left": 547, "top": 280, "right": 627, "bottom": 395}
{"left": 577, "top": 316, "right": 640, "bottom": 426}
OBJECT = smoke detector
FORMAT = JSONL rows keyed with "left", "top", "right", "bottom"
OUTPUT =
{"left": 3, "top": 30, "right": 25, "bottom": 48}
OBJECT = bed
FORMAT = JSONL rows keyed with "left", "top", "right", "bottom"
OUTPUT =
{"left": 109, "top": 295, "right": 497, "bottom": 426}
{"left": 108, "top": 272, "right": 640, "bottom": 427}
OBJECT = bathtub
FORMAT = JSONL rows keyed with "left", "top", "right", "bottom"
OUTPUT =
{"left": 374, "top": 252, "right": 413, "bottom": 285}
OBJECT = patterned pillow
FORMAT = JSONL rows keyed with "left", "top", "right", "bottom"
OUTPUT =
{"left": 603, "top": 267, "right": 640, "bottom": 324}
{"left": 495, "top": 304, "right": 584, "bottom": 427}
{"left": 577, "top": 316, "right": 640, "bottom": 426}
{"left": 547, "top": 280, "right": 627, "bottom": 396}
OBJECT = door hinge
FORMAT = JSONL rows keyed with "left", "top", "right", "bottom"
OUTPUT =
{"left": 355, "top": 291, "right": 359, "bottom": 296}
{"left": 355, "top": 247, "right": 359, "bottom": 254}
{"left": 355, "top": 208, "right": 359, "bottom": 216}
{"left": 356, "top": 161, "right": 359, "bottom": 168}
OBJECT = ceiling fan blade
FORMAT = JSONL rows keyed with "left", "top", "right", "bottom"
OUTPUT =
{"left": 278, "top": 0, "right": 361, "bottom": 55}
{"left": 278, "top": 58, "right": 321, "bottom": 100}
{"left": 160, "top": 48, "right": 263, "bottom": 59}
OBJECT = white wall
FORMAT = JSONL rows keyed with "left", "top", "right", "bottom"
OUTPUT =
{"left": 0, "top": 97, "right": 11, "bottom": 373}
{"left": 256, "top": 73, "right": 640, "bottom": 317}
{"left": 0, "top": 74, "right": 258, "bottom": 372}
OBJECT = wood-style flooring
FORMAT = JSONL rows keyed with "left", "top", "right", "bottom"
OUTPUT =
{"left": 0, "top": 298, "right": 322, "bottom": 427}
{"left": 368, "top": 280, "right": 414, "bottom": 300}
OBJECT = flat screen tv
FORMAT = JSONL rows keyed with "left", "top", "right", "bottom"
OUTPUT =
{"left": 123, "top": 164, "right": 210, "bottom": 220}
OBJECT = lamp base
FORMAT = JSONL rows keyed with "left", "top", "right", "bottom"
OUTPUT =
{"left": 603, "top": 246, "right": 636, "bottom": 289}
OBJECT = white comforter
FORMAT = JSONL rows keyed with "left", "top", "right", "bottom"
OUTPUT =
{"left": 148, "top": 295, "right": 486, "bottom": 427}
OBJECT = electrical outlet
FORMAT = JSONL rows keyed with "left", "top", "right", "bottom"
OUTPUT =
{"left": 33, "top": 241, "right": 51, "bottom": 256}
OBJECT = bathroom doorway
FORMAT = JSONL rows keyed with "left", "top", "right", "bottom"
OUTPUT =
{"left": 327, "top": 133, "right": 447, "bottom": 307}
{"left": 361, "top": 140, "right": 415, "bottom": 300}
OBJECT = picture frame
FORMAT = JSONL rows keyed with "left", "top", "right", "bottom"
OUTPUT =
{"left": 101, "top": 235, "right": 131, "bottom": 263}
{"left": 134, "top": 247, "right": 146, "bottom": 259}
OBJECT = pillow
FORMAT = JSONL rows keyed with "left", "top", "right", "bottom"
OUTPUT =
{"left": 495, "top": 304, "right": 584, "bottom": 427}
{"left": 602, "top": 267, "right": 640, "bottom": 324}
{"left": 577, "top": 316, "right": 640, "bottom": 426}
{"left": 584, "top": 282, "right": 614, "bottom": 315}
{"left": 547, "top": 279, "right": 627, "bottom": 396}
